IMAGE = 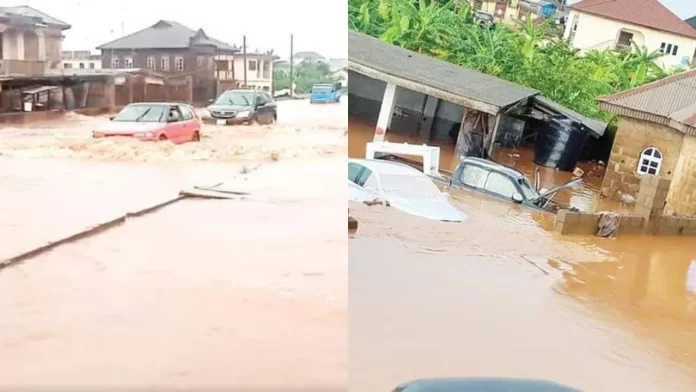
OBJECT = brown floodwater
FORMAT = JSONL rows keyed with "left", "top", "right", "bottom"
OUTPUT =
{"left": 0, "top": 100, "right": 347, "bottom": 390}
{"left": 348, "top": 118, "right": 696, "bottom": 392}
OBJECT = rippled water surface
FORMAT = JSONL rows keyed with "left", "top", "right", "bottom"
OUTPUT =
{"left": 349, "top": 118, "right": 696, "bottom": 392}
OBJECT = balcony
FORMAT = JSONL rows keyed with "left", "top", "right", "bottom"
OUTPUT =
{"left": 0, "top": 59, "right": 46, "bottom": 76}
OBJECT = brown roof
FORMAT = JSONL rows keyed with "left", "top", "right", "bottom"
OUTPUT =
{"left": 599, "top": 69, "right": 696, "bottom": 135}
{"left": 570, "top": 0, "right": 696, "bottom": 39}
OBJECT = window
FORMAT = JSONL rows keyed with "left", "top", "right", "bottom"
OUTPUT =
{"left": 64, "top": 63, "right": 72, "bottom": 68}
{"left": 197, "top": 56, "right": 205, "bottom": 67}
{"left": 215, "top": 60, "right": 229, "bottom": 71}
{"left": 179, "top": 105, "right": 194, "bottom": 120}
{"left": 175, "top": 56, "right": 184, "bottom": 71}
{"left": 673, "top": 45, "right": 679, "bottom": 56}
{"left": 348, "top": 162, "right": 363, "bottom": 183}
{"left": 255, "top": 94, "right": 264, "bottom": 106}
{"left": 262, "top": 86, "right": 270, "bottom": 92}
{"left": 124, "top": 57, "right": 133, "bottom": 68}
{"left": 111, "top": 57, "right": 119, "bottom": 68}
{"left": 161, "top": 56, "right": 169, "bottom": 71}
{"left": 89, "top": 63, "right": 95, "bottom": 69}
{"left": 474, "top": 0, "right": 483, "bottom": 10}
{"left": 617, "top": 30, "right": 633, "bottom": 48}
{"left": 167, "top": 106, "right": 183, "bottom": 122}
{"left": 262, "top": 61, "right": 270, "bottom": 78}
{"left": 458, "top": 164, "right": 488, "bottom": 188}
{"left": 484, "top": 172, "right": 518, "bottom": 199}
{"left": 79, "top": 63, "right": 85, "bottom": 69}
{"left": 248, "top": 60, "right": 257, "bottom": 71}
{"left": 637, "top": 147, "right": 662, "bottom": 175}
{"left": 659, "top": 42, "right": 679, "bottom": 56}
{"left": 146, "top": 56, "right": 155, "bottom": 69}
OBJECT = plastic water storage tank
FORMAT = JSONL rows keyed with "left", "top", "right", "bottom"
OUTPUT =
{"left": 533, "top": 117, "right": 588, "bottom": 172}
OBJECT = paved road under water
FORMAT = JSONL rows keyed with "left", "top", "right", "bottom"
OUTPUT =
{"left": 349, "top": 118, "right": 696, "bottom": 392}
{"left": 0, "top": 100, "right": 347, "bottom": 390}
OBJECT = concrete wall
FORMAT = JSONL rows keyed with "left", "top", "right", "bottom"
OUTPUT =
{"left": 600, "top": 116, "right": 684, "bottom": 199}
{"left": 564, "top": 10, "right": 696, "bottom": 69}
{"left": 555, "top": 210, "right": 645, "bottom": 236}
{"left": 348, "top": 70, "right": 465, "bottom": 141}
{"left": 666, "top": 134, "right": 696, "bottom": 216}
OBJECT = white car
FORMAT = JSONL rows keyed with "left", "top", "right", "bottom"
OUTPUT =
{"left": 348, "top": 158, "right": 466, "bottom": 222}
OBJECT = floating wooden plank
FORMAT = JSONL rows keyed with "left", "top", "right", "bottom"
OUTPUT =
{"left": 179, "top": 189, "right": 245, "bottom": 199}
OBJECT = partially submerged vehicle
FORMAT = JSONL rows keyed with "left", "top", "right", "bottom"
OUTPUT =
{"left": 392, "top": 378, "right": 582, "bottom": 392}
{"left": 203, "top": 89, "right": 277, "bottom": 125}
{"left": 310, "top": 82, "right": 342, "bottom": 104}
{"left": 92, "top": 102, "right": 201, "bottom": 143}
{"left": 448, "top": 157, "right": 582, "bottom": 213}
{"left": 348, "top": 158, "right": 466, "bottom": 222}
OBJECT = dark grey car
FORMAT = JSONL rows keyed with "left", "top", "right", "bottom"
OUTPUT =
{"left": 393, "top": 378, "right": 582, "bottom": 392}
{"left": 205, "top": 89, "right": 277, "bottom": 125}
{"left": 449, "top": 157, "right": 581, "bottom": 213}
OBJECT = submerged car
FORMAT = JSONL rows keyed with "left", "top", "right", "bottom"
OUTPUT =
{"left": 449, "top": 157, "right": 582, "bottom": 213}
{"left": 348, "top": 158, "right": 466, "bottom": 222}
{"left": 203, "top": 89, "right": 277, "bottom": 125}
{"left": 393, "top": 378, "right": 582, "bottom": 392}
{"left": 92, "top": 102, "right": 201, "bottom": 143}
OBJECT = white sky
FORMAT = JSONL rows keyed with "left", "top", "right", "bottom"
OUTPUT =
{"left": 567, "top": 0, "right": 696, "bottom": 18}
{"left": 21, "top": 0, "right": 347, "bottom": 59}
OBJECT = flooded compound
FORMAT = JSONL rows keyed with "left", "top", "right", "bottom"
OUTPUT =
{"left": 0, "top": 99, "right": 347, "bottom": 390}
{"left": 348, "top": 118, "right": 696, "bottom": 392}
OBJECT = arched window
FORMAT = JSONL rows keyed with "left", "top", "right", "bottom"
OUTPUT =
{"left": 637, "top": 147, "right": 662, "bottom": 175}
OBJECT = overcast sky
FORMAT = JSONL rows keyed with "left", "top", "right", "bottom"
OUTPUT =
{"left": 23, "top": 0, "right": 347, "bottom": 59}
{"left": 567, "top": 0, "right": 696, "bottom": 18}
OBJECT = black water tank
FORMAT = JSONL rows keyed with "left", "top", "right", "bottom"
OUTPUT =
{"left": 534, "top": 117, "right": 588, "bottom": 172}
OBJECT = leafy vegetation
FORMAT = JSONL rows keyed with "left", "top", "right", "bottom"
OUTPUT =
{"left": 273, "top": 61, "right": 341, "bottom": 94}
{"left": 349, "top": 0, "right": 687, "bottom": 122}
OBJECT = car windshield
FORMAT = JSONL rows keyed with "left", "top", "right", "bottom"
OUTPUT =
{"left": 517, "top": 177, "right": 538, "bottom": 200}
{"left": 214, "top": 91, "right": 254, "bottom": 106}
{"left": 312, "top": 85, "right": 333, "bottom": 93}
{"left": 381, "top": 174, "right": 445, "bottom": 201}
{"left": 113, "top": 105, "right": 167, "bottom": 122}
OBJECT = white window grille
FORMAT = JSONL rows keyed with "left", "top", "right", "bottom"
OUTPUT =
{"left": 637, "top": 147, "right": 662, "bottom": 175}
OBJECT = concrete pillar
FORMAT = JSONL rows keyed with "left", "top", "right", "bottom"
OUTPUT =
{"left": 36, "top": 30, "right": 45, "bottom": 61}
{"left": 102, "top": 76, "right": 116, "bottom": 111}
{"left": 418, "top": 96, "right": 439, "bottom": 140}
{"left": 635, "top": 175, "right": 671, "bottom": 234}
{"left": 374, "top": 82, "right": 397, "bottom": 142}
{"left": 15, "top": 30, "right": 24, "bottom": 60}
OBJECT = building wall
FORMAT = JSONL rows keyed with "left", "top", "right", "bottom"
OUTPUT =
{"left": 63, "top": 59, "right": 101, "bottom": 70}
{"left": 477, "top": 0, "right": 520, "bottom": 24}
{"left": 564, "top": 10, "right": 696, "bottom": 69}
{"left": 600, "top": 116, "right": 684, "bottom": 199}
{"left": 232, "top": 55, "right": 273, "bottom": 90}
{"left": 102, "top": 48, "right": 216, "bottom": 79}
{"left": 0, "top": 26, "right": 63, "bottom": 74}
{"left": 665, "top": 134, "right": 696, "bottom": 216}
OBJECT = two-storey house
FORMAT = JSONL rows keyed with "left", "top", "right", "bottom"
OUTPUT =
{"left": 563, "top": 0, "right": 696, "bottom": 69}
{"left": 0, "top": 6, "right": 70, "bottom": 76}
{"left": 97, "top": 20, "right": 238, "bottom": 102}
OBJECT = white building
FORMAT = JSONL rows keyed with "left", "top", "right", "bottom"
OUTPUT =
{"left": 61, "top": 50, "right": 101, "bottom": 70}
{"left": 563, "top": 0, "right": 696, "bottom": 69}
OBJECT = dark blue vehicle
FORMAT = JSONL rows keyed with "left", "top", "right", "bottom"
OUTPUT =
{"left": 310, "top": 82, "right": 341, "bottom": 103}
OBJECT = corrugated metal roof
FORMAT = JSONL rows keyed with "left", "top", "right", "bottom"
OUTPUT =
{"left": 571, "top": 0, "right": 696, "bottom": 39}
{"left": 0, "top": 6, "right": 70, "bottom": 30}
{"left": 600, "top": 68, "right": 696, "bottom": 135}
{"left": 348, "top": 31, "right": 538, "bottom": 114}
{"left": 534, "top": 95, "right": 607, "bottom": 138}
{"left": 97, "top": 20, "right": 237, "bottom": 52}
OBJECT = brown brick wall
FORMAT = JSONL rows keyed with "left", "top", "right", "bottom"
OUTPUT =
{"left": 600, "top": 117, "right": 684, "bottom": 200}
{"left": 665, "top": 134, "right": 696, "bottom": 216}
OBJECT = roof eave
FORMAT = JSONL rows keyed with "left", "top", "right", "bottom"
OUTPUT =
{"left": 349, "top": 60, "right": 532, "bottom": 116}
{"left": 599, "top": 101, "right": 696, "bottom": 136}
{"left": 570, "top": 8, "right": 696, "bottom": 40}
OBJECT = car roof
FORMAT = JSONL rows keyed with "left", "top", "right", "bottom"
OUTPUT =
{"left": 461, "top": 157, "right": 526, "bottom": 179}
{"left": 128, "top": 102, "right": 180, "bottom": 106}
{"left": 224, "top": 89, "right": 258, "bottom": 93}
{"left": 349, "top": 158, "right": 425, "bottom": 176}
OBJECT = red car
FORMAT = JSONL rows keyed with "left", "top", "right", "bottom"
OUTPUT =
{"left": 92, "top": 102, "right": 201, "bottom": 143}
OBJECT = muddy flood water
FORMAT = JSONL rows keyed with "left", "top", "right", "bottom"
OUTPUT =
{"left": 349, "top": 118, "right": 696, "bottom": 392}
{"left": 0, "top": 100, "right": 347, "bottom": 390}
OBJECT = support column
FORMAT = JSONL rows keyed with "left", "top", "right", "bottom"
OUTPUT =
{"left": 374, "top": 82, "right": 397, "bottom": 142}
{"left": 36, "top": 30, "right": 46, "bottom": 61}
{"left": 418, "top": 95, "right": 439, "bottom": 140}
{"left": 15, "top": 30, "right": 24, "bottom": 60}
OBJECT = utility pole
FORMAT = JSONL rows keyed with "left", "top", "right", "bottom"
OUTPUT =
{"left": 289, "top": 34, "right": 294, "bottom": 97}
{"left": 243, "top": 35, "right": 247, "bottom": 88}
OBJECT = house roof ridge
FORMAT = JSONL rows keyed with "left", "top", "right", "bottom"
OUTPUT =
{"left": 600, "top": 69, "right": 696, "bottom": 103}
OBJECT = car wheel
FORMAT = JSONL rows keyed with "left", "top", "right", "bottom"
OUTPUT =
{"left": 192, "top": 131, "right": 200, "bottom": 142}
{"left": 158, "top": 134, "right": 167, "bottom": 141}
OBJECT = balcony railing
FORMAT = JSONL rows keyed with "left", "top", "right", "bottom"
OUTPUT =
{"left": 0, "top": 59, "right": 46, "bottom": 76}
